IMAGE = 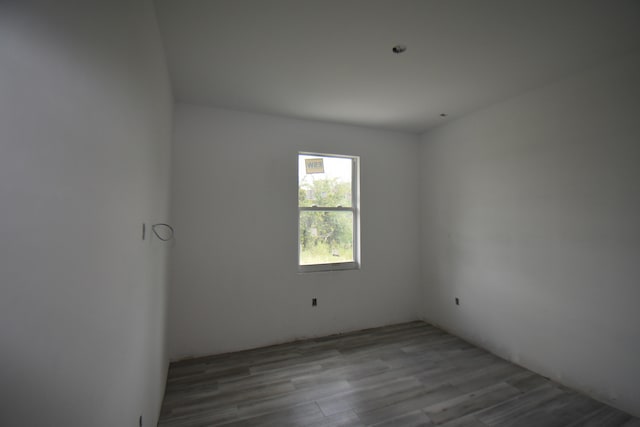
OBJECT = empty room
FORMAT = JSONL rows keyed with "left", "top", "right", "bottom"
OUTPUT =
{"left": 1, "top": 0, "right": 640, "bottom": 426}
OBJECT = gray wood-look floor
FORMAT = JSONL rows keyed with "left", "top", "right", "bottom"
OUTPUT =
{"left": 159, "top": 321, "right": 639, "bottom": 427}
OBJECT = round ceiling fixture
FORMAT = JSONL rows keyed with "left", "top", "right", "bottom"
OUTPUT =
{"left": 392, "top": 44, "right": 407, "bottom": 54}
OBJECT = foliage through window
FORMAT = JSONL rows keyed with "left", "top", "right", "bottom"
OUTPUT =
{"left": 298, "top": 153, "right": 359, "bottom": 272}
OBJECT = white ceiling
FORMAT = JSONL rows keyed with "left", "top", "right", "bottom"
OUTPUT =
{"left": 155, "top": 0, "right": 640, "bottom": 133}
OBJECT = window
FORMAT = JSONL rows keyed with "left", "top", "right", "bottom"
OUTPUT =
{"left": 298, "top": 152, "right": 360, "bottom": 272}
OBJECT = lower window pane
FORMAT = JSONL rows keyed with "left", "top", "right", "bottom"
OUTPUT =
{"left": 299, "top": 211, "right": 354, "bottom": 265}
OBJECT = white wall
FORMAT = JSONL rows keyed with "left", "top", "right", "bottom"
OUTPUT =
{"left": 169, "top": 104, "right": 421, "bottom": 360}
{"left": 0, "top": 1, "right": 172, "bottom": 426}
{"left": 419, "top": 50, "right": 640, "bottom": 416}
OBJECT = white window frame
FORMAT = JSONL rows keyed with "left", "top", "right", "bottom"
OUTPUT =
{"left": 298, "top": 152, "right": 360, "bottom": 273}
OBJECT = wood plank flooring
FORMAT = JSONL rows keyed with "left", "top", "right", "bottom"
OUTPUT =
{"left": 159, "top": 321, "right": 639, "bottom": 427}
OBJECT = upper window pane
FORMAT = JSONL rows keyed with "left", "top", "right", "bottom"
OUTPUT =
{"left": 298, "top": 155, "right": 352, "bottom": 207}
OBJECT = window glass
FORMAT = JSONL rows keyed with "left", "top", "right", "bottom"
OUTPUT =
{"left": 298, "top": 155, "right": 352, "bottom": 208}
{"left": 299, "top": 210, "right": 354, "bottom": 265}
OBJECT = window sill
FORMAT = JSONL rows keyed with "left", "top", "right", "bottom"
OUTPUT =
{"left": 298, "top": 262, "right": 360, "bottom": 273}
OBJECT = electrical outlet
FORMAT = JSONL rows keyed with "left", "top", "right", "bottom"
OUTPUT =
{"left": 312, "top": 298, "right": 317, "bottom": 306}
{"left": 455, "top": 297, "right": 460, "bottom": 306}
